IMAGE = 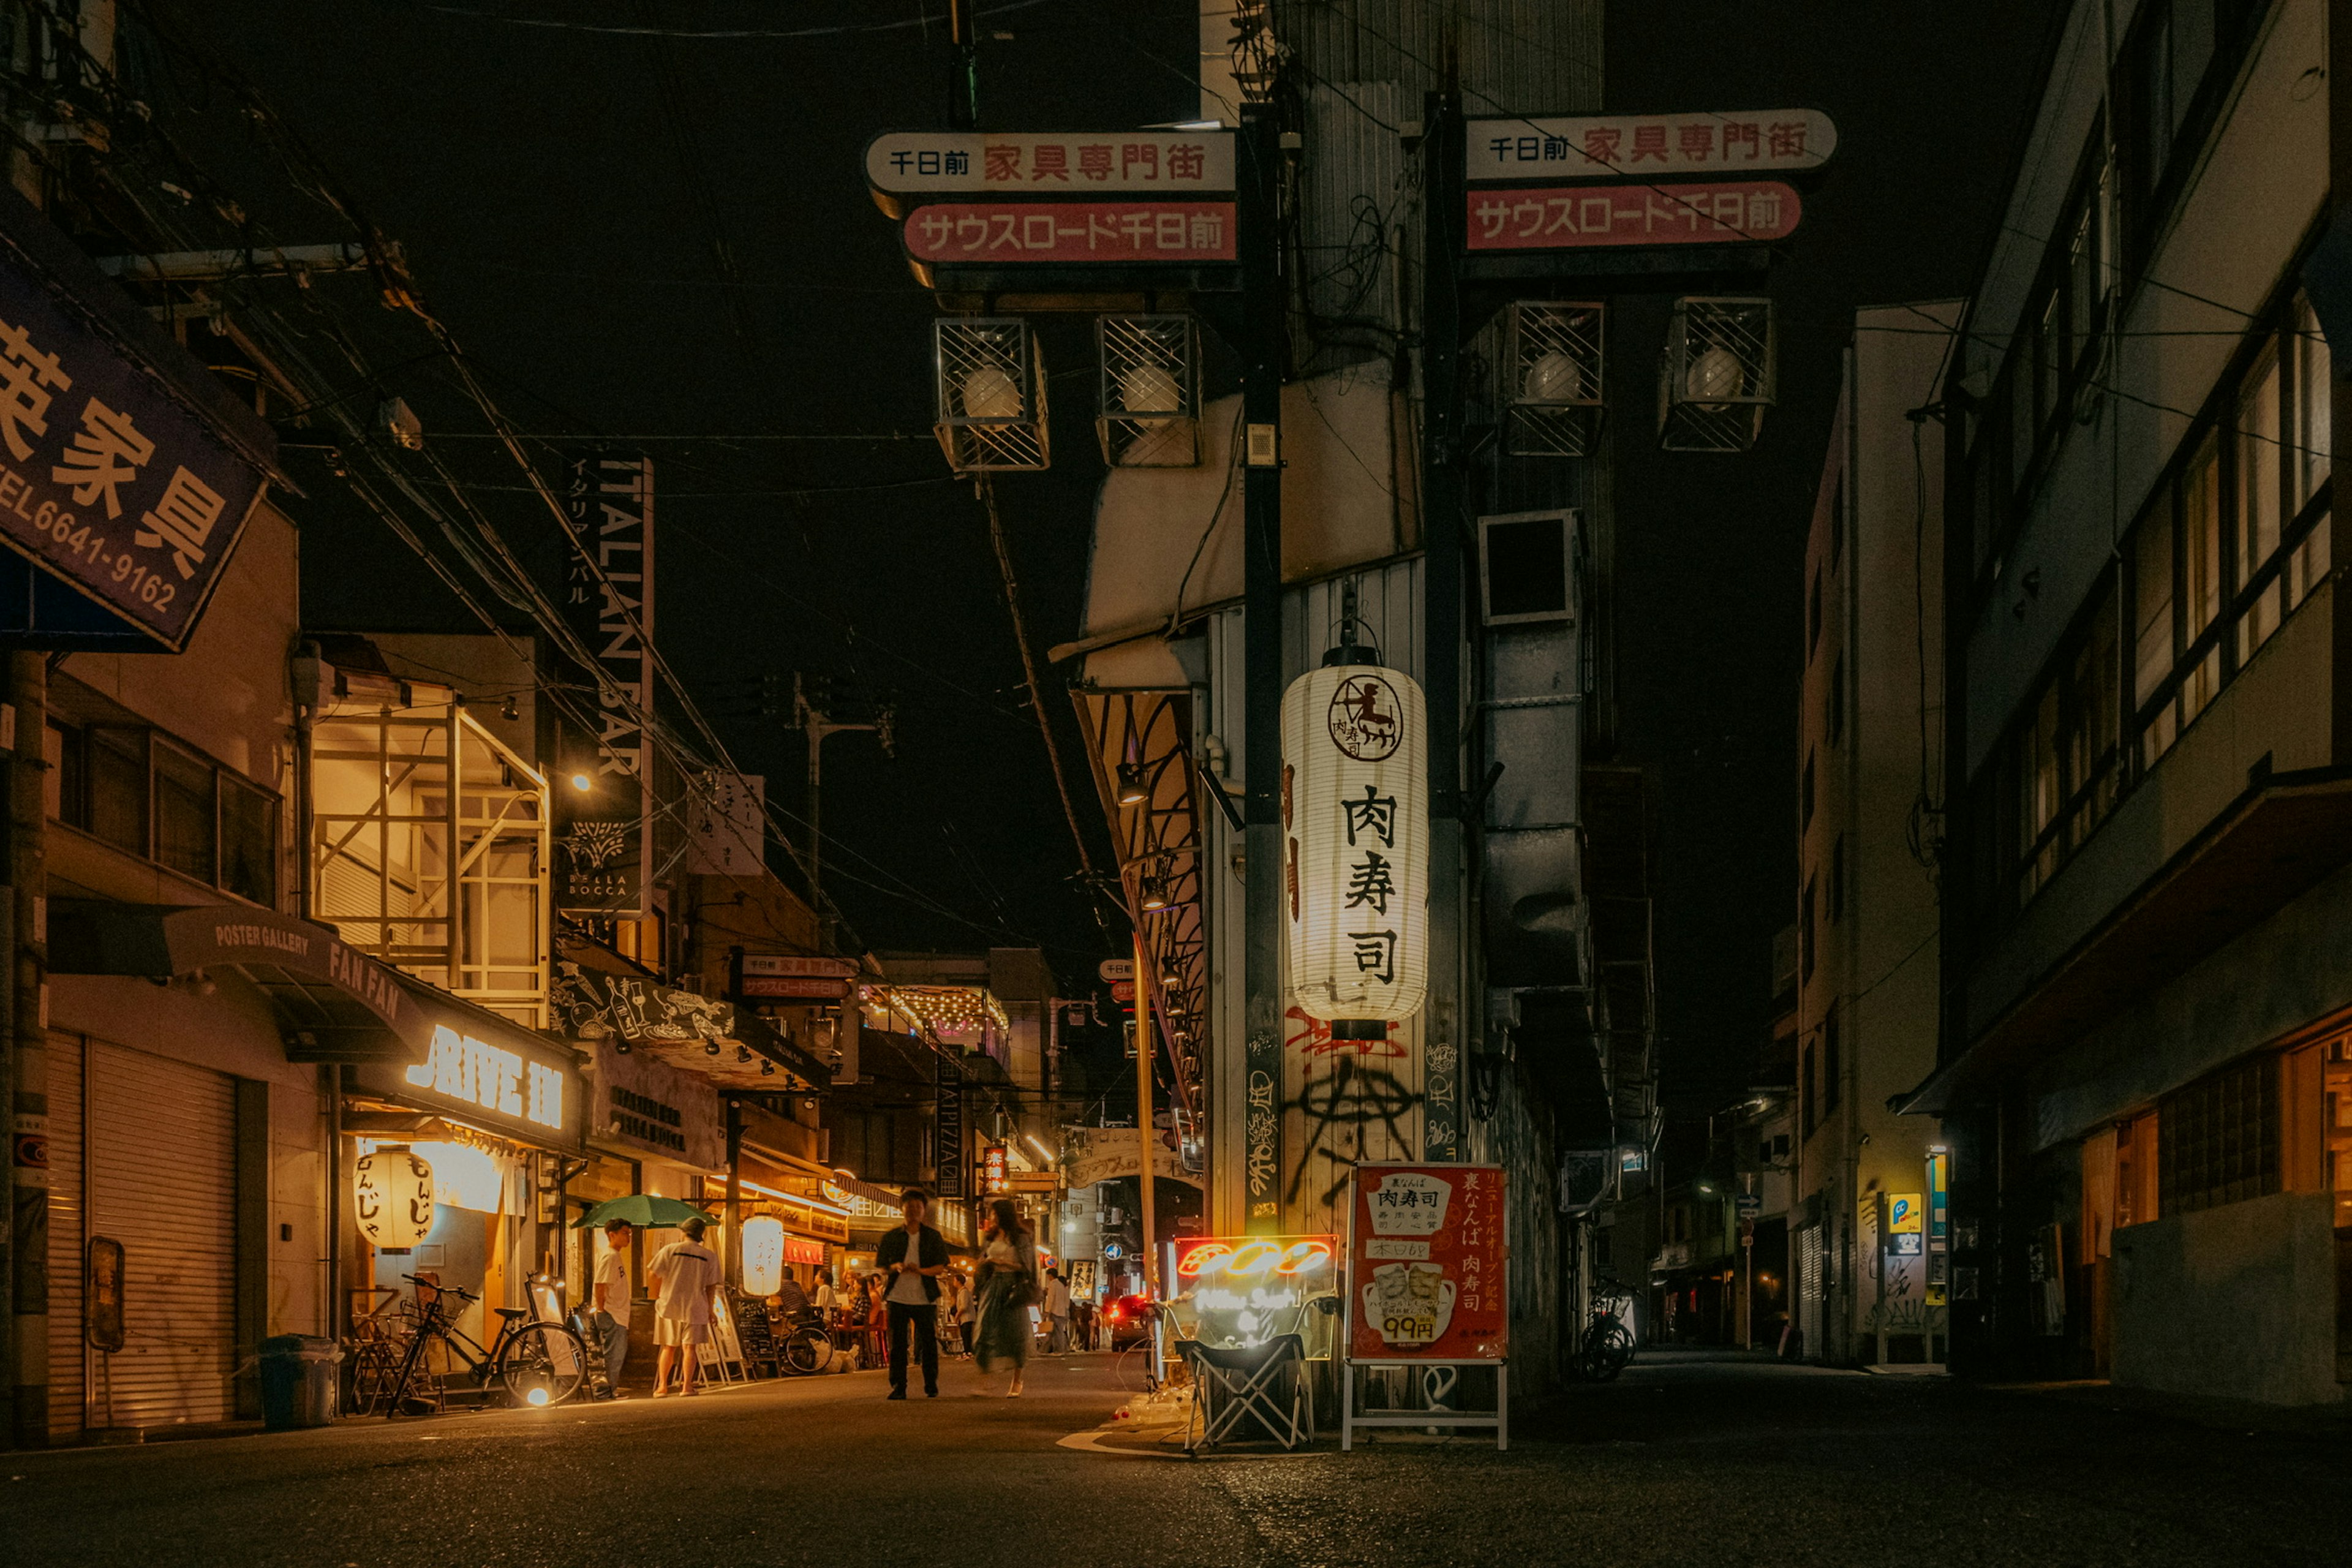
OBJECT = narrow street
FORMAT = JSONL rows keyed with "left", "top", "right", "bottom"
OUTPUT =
{"left": 8, "top": 1353, "right": 2346, "bottom": 1568}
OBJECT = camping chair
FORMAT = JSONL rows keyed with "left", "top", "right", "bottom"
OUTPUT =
{"left": 1177, "top": 1333, "right": 1310, "bottom": 1454}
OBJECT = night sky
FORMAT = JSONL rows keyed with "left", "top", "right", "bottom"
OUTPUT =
{"left": 180, "top": 1, "right": 2052, "bottom": 1113}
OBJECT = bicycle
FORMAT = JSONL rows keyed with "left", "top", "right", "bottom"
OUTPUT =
{"left": 1578, "top": 1277, "right": 1637, "bottom": 1382}
{"left": 775, "top": 1310, "right": 834, "bottom": 1376}
{"left": 376, "top": 1273, "right": 590, "bottom": 1413}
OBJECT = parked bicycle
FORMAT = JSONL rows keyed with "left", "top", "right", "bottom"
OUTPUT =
{"left": 1578, "top": 1276, "right": 1637, "bottom": 1382}
{"left": 775, "top": 1310, "right": 834, "bottom": 1376}
{"left": 361, "top": 1275, "right": 590, "bottom": 1414}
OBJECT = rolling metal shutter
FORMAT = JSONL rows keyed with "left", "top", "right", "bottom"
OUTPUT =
{"left": 86, "top": 1041, "right": 236, "bottom": 1430}
{"left": 46, "top": 1033, "right": 83, "bottom": 1439}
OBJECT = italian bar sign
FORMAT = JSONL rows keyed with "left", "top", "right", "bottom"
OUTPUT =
{"left": 903, "top": 202, "right": 1237, "bottom": 264}
{"left": 867, "top": 130, "right": 1234, "bottom": 195}
{"left": 1467, "top": 182, "right": 1801, "bottom": 251}
{"left": 0, "top": 250, "right": 266, "bottom": 649}
{"left": 1346, "top": 1163, "right": 1507, "bottom": 1361}
{"left": 554, "top": 450, "right": 654, "bottom": 919}
{"left": 1466, "top": 108, "right": 1836, "bottom": 182}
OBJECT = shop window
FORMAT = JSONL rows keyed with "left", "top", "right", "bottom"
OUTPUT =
{"left": 153, "top": 737, "right": 217, "bottom": 886}
{"left": 53, "top": 714, "right": 278, "bottom": 908}
{"left": 2160, "top": 1055, "right": 2278, "bottom": 1216}
{"left": 2321, "top": 1039, "right": 2352, "bottom": 1232}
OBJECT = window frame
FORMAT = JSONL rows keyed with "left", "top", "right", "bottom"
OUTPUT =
{"left": 50, "top": 715, "right": 279, "bottom": 908}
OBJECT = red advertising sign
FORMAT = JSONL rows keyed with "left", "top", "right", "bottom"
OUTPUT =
{"left": 1346, "top": 1163, "right": 1507, "bottom": 1362}
{"left": 740, "top": 976, "right": 852, "bottom": 1000}
{"left": 1466, "top": 181, "right": 1800, "bottom": 251}
{"left": 903, "top": 202, "right": 1238, "bottom": 264}
{"left": 1465, "top": 110, "right": 1836, "bottom": 183}
{"left": 1109, "top": 979, "right": 1135, "bottom": 1004}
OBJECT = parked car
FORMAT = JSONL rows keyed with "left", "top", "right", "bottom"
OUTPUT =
{"left": 1101, "top": 1294, "right": 1156, "bottom": 1351}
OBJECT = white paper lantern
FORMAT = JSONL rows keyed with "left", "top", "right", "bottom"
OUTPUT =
{"left": 742, "top": 1215, "right": 786, "bottom": 1297}
{"left": 1282, "top": 659, "right": 1429, "bottom": 1029}
{"left": 353, "top": 1149, "right": 436, "bottom": 1251}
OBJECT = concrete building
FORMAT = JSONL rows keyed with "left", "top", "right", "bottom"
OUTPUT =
{"left": 1792, "top": 303, "right": 1953, "bottom": 1366}
{"left": 1912, "top": 0, "right": 2348, "bottom": 1404}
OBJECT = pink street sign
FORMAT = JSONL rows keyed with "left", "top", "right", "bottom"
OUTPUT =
{"left": 1466, "top": 181, "right": 1801, "bottom": 251}
{"left": 903, "top": 202, "right": 1238, "bottom": 264}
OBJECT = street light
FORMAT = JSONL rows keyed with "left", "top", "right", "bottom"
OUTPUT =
{"left": 568, "top": 772, "right": 592, "bottom": 791}
{"left": 1115, "top": 761, "right": 1148, "bottom": 806}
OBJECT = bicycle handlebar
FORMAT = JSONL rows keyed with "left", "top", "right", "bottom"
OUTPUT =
{"left": 401, "top": 1273, "right": 479, "bottom": 1304}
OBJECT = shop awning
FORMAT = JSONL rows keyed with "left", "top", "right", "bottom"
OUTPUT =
{"left": 551, "top": 965, "right": 832, "bottom": 1093}
{"left": 51, "top": 899, "right": 443, "bottom": 1065}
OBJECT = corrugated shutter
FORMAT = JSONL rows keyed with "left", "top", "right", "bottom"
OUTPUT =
{"left": 1798, "top": 1224, "right": 1823, "bottom": 1357}
{"left": 46, "top": 1033, "right": 83, "bottom": 1439}
{"left": 88, "top": 1042, "right": 236, "bottom": 1429}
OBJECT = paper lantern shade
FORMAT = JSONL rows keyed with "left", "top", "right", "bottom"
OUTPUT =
{"left": 353, "top": 1149, "right": 436, "bottom": 1251}
{"left": 1281, "top": 661, "right": 1429, "bottom": 1026}
{"left": 742, "top": 1215, "right": 786, "bottom": 1297}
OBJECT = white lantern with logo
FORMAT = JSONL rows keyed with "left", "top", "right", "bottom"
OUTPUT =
{"left": 741, "top": 1215, "right": 786, "bottom": 1297}
{"left": 1281, "top": 633, "right": 1429, "bottom": 1037}
{"left": 353, "top": 1148, "right": 436, "bottom": 1251}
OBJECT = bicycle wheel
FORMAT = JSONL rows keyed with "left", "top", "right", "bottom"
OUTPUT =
{"left": 1583, "top": 1321, "right": 1634, "bottom": 1382}
{"left": 782, "top": 1326, "right": 832, "bottom": 1376}
{"left": 498, "top": 1322, "right": 589, "bottom": 1409}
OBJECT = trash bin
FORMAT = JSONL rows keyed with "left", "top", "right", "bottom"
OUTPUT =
{"left": 258, "top": 1335, "right": 342, "bottom": 1430}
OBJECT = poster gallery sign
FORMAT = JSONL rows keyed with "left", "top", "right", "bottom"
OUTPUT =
{"left": 0, "top": 247, "right": 266, "bottom": 649}
{"left": 736, "top": 952, "right": 858, "bottom": 1000}
{"left": 1467, "top": 181, "right": 1801, "bottom": 251}
{"left": 1464, "top": 108, "right": 1837, "bottom": 182}
{"left": 1347, "top": 1163, "right": 1507, "bottom": 1361}
{"left": 554, "top": 450, "right": 654, "bottom": 919}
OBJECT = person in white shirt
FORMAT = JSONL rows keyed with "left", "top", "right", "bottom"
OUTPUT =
{"left": 1041, "top": 1268, "right": 1073, "bottom": 1355}
{"left": 812, "top": 1268, "right": 839, "bottom": 1322}
{"left": 646, "top": 1214, "right": 723, "bottom": 1397}
{"left": 592, "top": 1219, "right": 635, "bottom": 1398}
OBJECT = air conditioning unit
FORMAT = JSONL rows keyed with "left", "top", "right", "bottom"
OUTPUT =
{"left": 1501, "top": 301, "right": 1604, "bottom": 458}
{"left": 1096, "top": 314, "right": 1200, "bottom": 466}
{"left": 933, "top": 317, "right": 1049, "bottom": 472}
{"left": 1659, "top": 297, "right": 1773, "bottom": 453}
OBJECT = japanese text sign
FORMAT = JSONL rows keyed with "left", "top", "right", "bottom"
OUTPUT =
{"left": 903, "top": 202, "right": 1237, "bottom": 264}
{"left": 1466, "top": 182, "right": 1801, "bottom": 251}
{"left": 867, "top": 131, "right": 1234, "bottom": 194}
{"left": 1348, "top": 1164, "right": 1506, "bottom": 1361}
{"left": 554, "top": 450, "right": 654, "bottom": 918}
{"left": 0, "top": 252, "right": 265, "bottom": 649}
{"left": 1466, "top": 109, "right": 1836, "bottom": 183}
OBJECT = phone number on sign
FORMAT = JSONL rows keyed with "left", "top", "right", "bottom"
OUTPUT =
{"left": 0, "top": 462, "right": 178, "bottom": 614}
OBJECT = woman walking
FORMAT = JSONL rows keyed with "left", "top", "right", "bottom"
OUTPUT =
{"left": 973, "top": 1199, "right": 1038, "bottom": 1396}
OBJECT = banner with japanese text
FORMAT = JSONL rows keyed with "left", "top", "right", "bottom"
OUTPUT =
{"left": 1346, "top": 1163, "right": 1507, "bottom": 1362}
{"left": 554, "top": 450, "right": 654, "bottom": 918}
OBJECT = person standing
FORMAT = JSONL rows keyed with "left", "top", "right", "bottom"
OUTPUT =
{"left": 591, "top": 1218, "right": 635, "bottom": 1398}
{"left": 957, "top": 1267, "right": 979, "bottom": 1357}
{"left": 646, "top": 1214, "right": 722, "bottom": 1397}
{"left": 812, "top": 1267, "right": 839, "bottom": 1325}
{"left": 875, "top": 1189, "right": 949, "bottom": 1399}
{"left": 1041, "top": 1268, "right": 1072, "bottom": 1356}
{"left": 973, "top": 1199, "right": 1037, "bottom": 1396}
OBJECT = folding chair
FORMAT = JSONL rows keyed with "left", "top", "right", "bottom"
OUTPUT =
{"left": 1177, "top": 1334, "right": 1308, "bottom": 1454}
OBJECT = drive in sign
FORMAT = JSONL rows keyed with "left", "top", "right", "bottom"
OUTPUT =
{"left": 1466, "top": 109, "right": 1836, "bottom": 182}
{"left": 1466, "top": 181, "right": 1801, "bottom": 251}
{"left": 904, "top": 202, "right": 1237, "bottom": 264}
{"left": 0, "top": 247, "right": 265, "bottom": 649}
{"left": 867, "top": 130, "right": 1233, "bottom": 194}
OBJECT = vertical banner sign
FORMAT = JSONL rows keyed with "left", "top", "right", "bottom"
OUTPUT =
{"left": 935, "top": 1053, "right": 965, "bottom": 1200}
{"left": 1347, "top": 1164, "right": 1507, "bottom": 1361}
{"left": 556, "top": 452, "right": 654, "bottom": 918}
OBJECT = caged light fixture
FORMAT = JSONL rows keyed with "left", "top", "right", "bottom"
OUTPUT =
{"left": 1659, "top": 297, "right": 1774, "bottom": 453}
{"left": 1095, "top": 314, "right": 1200, "bottom": 467}
{"left": 933, "top": 317, "right": 1049, "bottom": 472}
{"left": 1501, "top": 301, "right": 1605, "bottom": 458}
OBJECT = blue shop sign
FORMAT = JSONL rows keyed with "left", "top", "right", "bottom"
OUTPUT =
{"left": 0, "top": 251, "right": 266, "bottom": 651}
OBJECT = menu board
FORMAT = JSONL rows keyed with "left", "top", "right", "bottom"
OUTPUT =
{"left": 1346, "top": 1164, "right": 1507, "bottom": 1362}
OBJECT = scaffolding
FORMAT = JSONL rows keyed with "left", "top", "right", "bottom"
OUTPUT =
{"left": 309, "top": 690, "right": 551, "bottom": 1028}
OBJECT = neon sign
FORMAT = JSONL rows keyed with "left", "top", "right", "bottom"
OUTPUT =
{"left": 405, "top": 1023, "right": 566, "bottom": 1131}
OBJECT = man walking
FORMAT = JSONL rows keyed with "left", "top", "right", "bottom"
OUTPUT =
{"left": 592, "top": 1218, "right": 635, "bottom": 1398}
{"left": 874, "top": 1189, "right": 949, "bottom": 1399}
{"left": 647, "top": 1213, "right": 723, "bottom": 1397}
{"left": 1041, "top": 1268, "right": 1072, "bottom": 1356}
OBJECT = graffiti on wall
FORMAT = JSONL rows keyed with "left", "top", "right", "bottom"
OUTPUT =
{"left": 1282, "top": 1004, "right": 1421, "bottom": 1232}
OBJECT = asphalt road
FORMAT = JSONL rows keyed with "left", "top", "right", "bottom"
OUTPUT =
{"left": 7, "top": 1349, "right": 2348, "bottom": 1567}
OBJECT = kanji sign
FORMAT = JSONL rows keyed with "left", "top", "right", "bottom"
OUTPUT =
{"left": 736, "top": 953, "right": 856, "bottom": 1000}
{"left": 867, "top": 131, "right": 1233, "bottom": 194}
{"left": 903, "top": 202, "right": 1237, "bottom": 264}
{"left": 1466, "top": 109, "right": 1836, "bottom": 182}
{"left": 1466, "top": 182, "right": 1801, "bottom": 251}
{"left": 554, "top": 450, "right": 655, "bottom": 918}
{"left": 1346, "top": 1164, "right": 1507, "bottom": 1361}
{"left": 0, "top": 251, "right": 266, "bottom": 649}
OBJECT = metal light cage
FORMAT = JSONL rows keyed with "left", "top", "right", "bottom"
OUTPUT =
{"left": 1502, "top": 301, "right": 1605, "bottom": 458}
{"left": 1660, "top": 296, "right": 1774, "bottom": 453}
{"left": 1096, "top": 313, "right": 1200, "bottom": 467}
{"left": 933, "top": 317, "right": 1049, "bottom": 472}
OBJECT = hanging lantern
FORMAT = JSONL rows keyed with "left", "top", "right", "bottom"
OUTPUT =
{"left": 1281, "top": 637, "right": 1429, "bottom": 1035}
{"left": 742, "top": 1215, "right": 786, "bottom": 1297}
{"left": 353, "top": 1148, "right": 436, "bottom": 1251}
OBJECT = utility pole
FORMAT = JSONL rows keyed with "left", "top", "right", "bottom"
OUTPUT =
{"left": 4, "top": 654, "right": 45, "bottom": 1447}
{"left": 1238, "top": 100, "right": 1286, "bottom": 1236}
{"left": 1132, "top": 927, "right": 1158, "bottom": 1300}
{"left": 1420, "top": 90, "right": 1466, "bottom": 1162}
{"left": 946, "top": 0, "right": 979, "bottom": 130}
{"left": 794, "top": 674, "right": 891, "bottom": 952}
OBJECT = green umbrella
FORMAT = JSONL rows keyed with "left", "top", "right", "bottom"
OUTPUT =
{"left": 570, "top": 1194, "right": 713, "bottom": 1231}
